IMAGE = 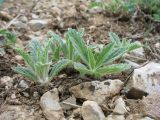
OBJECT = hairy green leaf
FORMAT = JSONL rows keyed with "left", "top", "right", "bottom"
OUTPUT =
{"left": 49, "top": 59, "right": 71, "bottom": 80}
{"left": 68, "top": 29, "right": 88, "bottom": 64}
{"left": 12, "top": 66, "right": 37, "bottom": 81}
{"left": 74, "top": 62, "right": 93, "bottom": 75}
{"left": 15, "top": 47, "right": 34, "bottom": 69}
{"left": 14, "top": 39, "right": 69, "bottom": 84}
{"left": 128, "top": 42, "right": 142, "bottom": 52}
{"left": 109, "top": 32, "right": 121, "bottom": 45}
{"left": 96, "top": 43, "right": 114, "bottom": 67}
{"left": 96, "top": 63, "right": 131, "bottom": 76}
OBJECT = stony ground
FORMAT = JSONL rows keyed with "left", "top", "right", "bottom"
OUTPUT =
{"left": 0, "top": 0, "right": 160, "bottom": 120}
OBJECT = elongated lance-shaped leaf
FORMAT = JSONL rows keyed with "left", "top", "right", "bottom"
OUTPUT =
{"left": 41, "top": 40, "right": 51, "bottom": 63}
{"left": 0, "top": 29, "right": 7, "bottom": 34}
{"left": 68, "top": 29, "right": 88, "bottom": 64}
{"left": 49, "top": 32, "right": 63, "bottom": 60}
{"left": 96, "top": 63, "right": 131, "bottom": 76}
{"left": 96, "top": 43, "right": 114, "bottom": 68}
{"left": 64, "top": 29, "right": 83, "bottom": 61}
{"left": 65, "top": 33, "right": 74, "bottom": 60}
{"left": 109, "top": 32, "right": 121, "bottom": 45}
{"left": 12, "top": 66, "right": 37, "bottom": 81}
{"left": 104, "top": 47, "right": 127, "bottom": 65}
{"left": 28, "top": 39, "right": 42, "bottom": 63}
{"left": 49, "top": 59, "right": 71, "bottom": 81}
{"left": 89, "top": 1, "right": 104, "bottom": 9}
{"left": 109, "top": 32, "right": 142, "bottom": 52}
{"left": 128, "top": 42, "right": 142, "bottom": 52}
{"left": 48, "top": 31, "right": 63, "bottom": 51}
{"left": 15, "top": 47, "right": 34, "bottom": 70}
{"left": 87, "top": 48, "right": 96, "bottom": 69}
{"left": 74, "top": 62, "right": 93, "bottom": 75}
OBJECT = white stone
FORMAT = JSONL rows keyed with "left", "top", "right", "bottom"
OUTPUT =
{"left": 105, "top": 114, "right": 125, "bottom": 120}
{"left": 113, "top": 97, "right": 128, "bottom": 114}
{"left": 28, "top": 19, "right": 48, "bottom": 31}
{"left": 40, "top": 88, "right": 66, "bottom": 120}
{"left": 19, "top": 80, "right": 29, "bottom": 89}
{"left": 82, "top": 101, "right": 105, "bottom": 120}
{"left": 70, "top": 79, "right": 123, "bottom": 104}
{"left": 140, "top": 117, "right": 154, "bottom": 120}
{"left": 126, "top": 62, "right": 160, "bottom": 99}
{"left": 61, "top": 95, "right": 77, "bottom": 110}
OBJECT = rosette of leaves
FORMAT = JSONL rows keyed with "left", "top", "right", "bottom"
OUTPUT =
{"left": 109, "top": 32, "right": 141, "bottom": 52}
{"left": 12, "top": 39, "right": 70, "bottom": 84}
{"left": 67, "top": 29, "right": 132, "bottom": 77}
{"left": 90, "top": 0, "right": 160, "bottom": 22}
{"left": 0, "top": 29, "right": 16, "bottom": 55}
{"left": 89, "top": 0, "right": 137, "bottom": 14}
{"left": 48, "top": 29, "right": 84, "bottom": 62}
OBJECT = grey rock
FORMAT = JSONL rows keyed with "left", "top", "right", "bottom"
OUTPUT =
{"left": 105, "top": 114, "right": 125, "bottom": 120}
{"left": 12, "top": 21, "right": 27, "bottom": 29}
{"left": 33, "top": 91, "right": 39, "bottom": 98}
{"left": 113, "top": 97, "right": 128, "bottom": 115}
{"left": 19, "top": 80, "right": 29, "bottom": 89}
{"left": 11, "top": 93, "right": 16, "bottom": 99}
{"left": 70, "top": 79, "right": 123, "bottom": 104}
{"left": 31, "top": 13, "right": 39, "bottom": 19}
{"left": 140, "top": 117, "right": 154, "bottom": 120}
{"left": 126, "top": 62, "right": 160, "bottom": 99}
{"left": 61, "top": 95, "right": 77, "bottom": 110}
{"left": 82, "top": 101, "right": 105, "bottom": 120}
{"left": 22, "top": 92, "right": 30, "bottom": 97}
{"left": 28, "top": 19, "right": 48, "bottom": 31}
{"left": 40, "top": 88, "right": 66, "bottom": 120}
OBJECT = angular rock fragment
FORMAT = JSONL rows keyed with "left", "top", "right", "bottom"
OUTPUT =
{"left": 82, "top": 101, "right": 105, "bottom": 120}
{"left": 70, "top": 79, "right": 123, "bottom": 104}
{"left": 40, "top": 88, "right": 66, "bottom": 120}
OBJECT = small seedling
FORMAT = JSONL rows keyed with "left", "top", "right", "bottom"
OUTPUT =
{"left": 89, "top": 0, "right": 137, "bottom": 14}
{"left": 90, "top": 0, "right": 160, "bottom": 21}
{"left": 12, "top": 39, "right": 70, "bottom": 84}
{"left": 0, "top": 29, "right": 16, "bottom": 55}
{"left": 49, "top": 29, "right": 84, "bottom": 62}
{"left": 109, "top": 32, "right": 141, "bottom": 52}
{"left": 67, "top": 29, "right": 131, "bottom": 77}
